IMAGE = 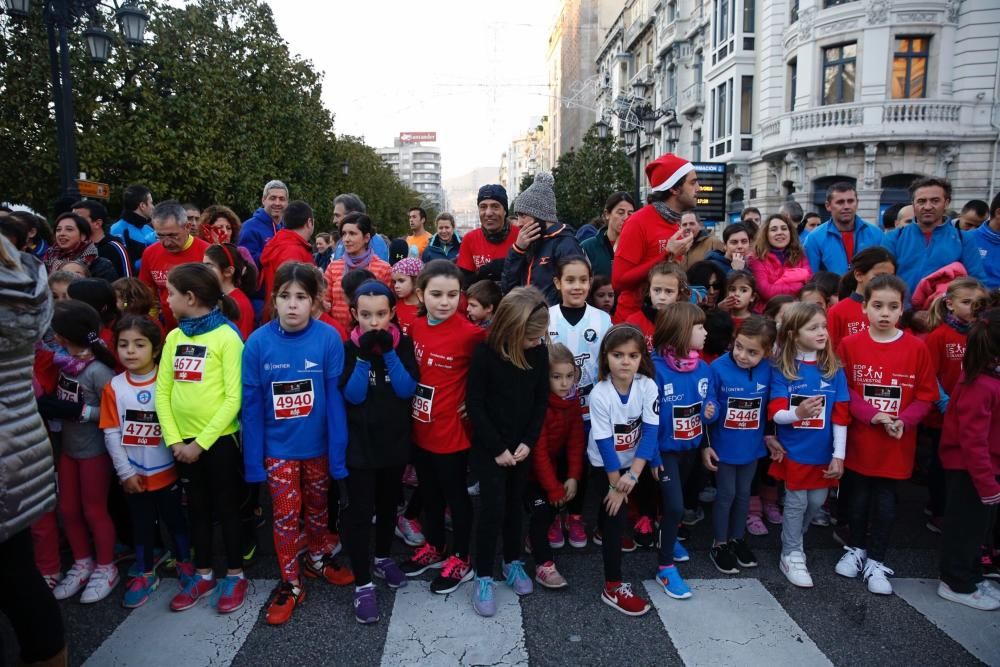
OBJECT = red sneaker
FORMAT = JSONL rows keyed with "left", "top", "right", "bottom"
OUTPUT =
{"left": 265, "top": 581, "right": 306, "bottom": 625}
{"left": 170, "top": 575, "right": 217, "bottom": 612}
{"left": 216, "top": 575, "right": 249, "bottom": 614}
{"left": 601, "top": 581, "right": 650, "bottom": 616}
{"left": 302, "top": 553, "right": 354, "bottom": 586}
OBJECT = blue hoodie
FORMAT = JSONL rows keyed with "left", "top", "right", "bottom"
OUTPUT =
{"left": 973, "top": 223, "right": 1000, "bottom": 289}
{"left": 709, "top": 353, "right": 771, "bottom": 465}
{"left": 644, "top": 353, "right": 718, "bottom": 466}
{"left": 883, "top": 220, "right": 986, "bottom": 299}
{"left": 803, "top": 216, "right": 884, "bottom": 274}
{"left": 238, "top": 208, "right": 280, "bottom": 268}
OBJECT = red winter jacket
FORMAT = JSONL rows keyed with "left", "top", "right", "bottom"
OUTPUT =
{"left": 938, "top": 371, "right": 1000, "bottom": 504}
{"left": 530, "top": 392, "right": 585, "bottom": 504}
{"left": 260, "top": 229, "right": 315, "bottom": 320}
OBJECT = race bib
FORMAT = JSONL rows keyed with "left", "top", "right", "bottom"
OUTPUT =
{"left": 122, "top": 408, "right": 161, "bottom": 446}
{"left": 862, "top": 384, "right": 901, "bottom": 417}
{"left": 791, "top": 394, "right": 826, "bottom": 429}
{"left": 613, "top": 417, "right": 641, "bottom": 452}
{"left": 672, "top": 403, "right": 703, "bottom": 440}
{"left": 173, "top": 344, "right": 207, "bottom": 382}
{"left": 272, "top": 379, "right": 314, "bottom": 420}
{"left": 56, "top": 375, "right": 80, "bottom": 403}
{"left": 412, "top": 384, "right": 435, "bottom": 423}
{"left": 724, "top": 397, "right": 761, "bottom": 430}
{"left": 578, "top": 383, "right": 594, "bottom": 416}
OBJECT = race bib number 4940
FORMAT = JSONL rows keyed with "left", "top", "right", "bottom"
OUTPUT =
{"left": 862, "top": 384, "right": 901, "bottom": 416}
{"left": 412, "top": 384, "right": 435, "bottom": 423}
{"left": 724, "top": 397, "right": 761, "bottom": 430}
{"left": 272, "top": 379, "right": 314, "bottom": 420}
{"left": 173, "top": 344, "right": 207, "bottom": 382}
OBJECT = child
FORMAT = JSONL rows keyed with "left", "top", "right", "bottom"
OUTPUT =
{"left": 588, "top": 324, "right": 658, "bottom": 616}
{"left": 588, "top": 275, "right": 615, "bottom": 314}
{"left": 719, "top": 270, "right": 756, "bottom": 330}
{"left": 812, "top": 271, "right": 842, "bottom": 308}
{"left": 242, "top": 262, "right": 351, "bottom": 625}
{"left": 390, "top": 257, "right": 423, "bottom": 335}
{"left": 99, "top": 316, "right": 192, "bottom": 608}
{"left": 67, "top": 278, "right": 119, "bottom": 350}
{"left": 827, "top": 247, "right": 897, "bottom": 349}
{"left": 44, "top": 301, "right": 118, "bottom": 603}
{"left": 937, "top": 309, "right": 1000, "bottom": 610}
{"left": 626, "top": 261, "right": 688, "bottom": 352}
{"left": 763, "top": 294, "right": 796, "bottom": 329}
{"left": 799, "top": 282, "right": 830, "bottom": 310}
{"left": 834, "top": 275, "right": 937, "bottom": 594}
{"left": 704, "top": 316, "right": 776, "bottom": 574}
{"left": 647, "top": 302, "right": 718, "bottom": 600}
{"left": 156, "top": 263, "right": 246, "bottom": 613}
{"left": 400, "top": 260, "right": 486, "bottom": 594}
{"left": 204, "top": 243, "right": 258, "bottom": 341}
{"left": 767, "top": 302, "right": 850, "bottom": 588}
{"left": 466, "top": 287, "right": 550, "bottom": 616}
{"left": 527, "top": 343, "right": 584, "bottom": 588}
{"left": 341, "top": 280, "right": 420, "bottom": 624}
{"left": 112, "top": 277, "right": 157, "bottom": 319}
{"left": 466, "top": 279, "right": 501, "bottom": 328}
{"left": 48, "top": 270, "right": 80, "bottom": 301}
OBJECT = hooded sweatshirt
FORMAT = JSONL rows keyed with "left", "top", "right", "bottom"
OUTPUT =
{"left": 501, "top": 222, "right": 584, "bottom": 304}
{"left": 260, "top": 228, "right": 315, "bottom": 319}
{"left": 973, "top": 222, "right": 1000, "bottom": 289}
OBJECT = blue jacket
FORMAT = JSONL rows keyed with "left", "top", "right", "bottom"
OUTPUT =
{"left": 110, "top": 214, "right": 156, "bottom": 271}
{"left": 238, "top": 208, "right": 280, "bottom": 268}
{"left": 882, "top": 220, "right": 986, "bottom": 298}
{"left": 803, "top": 217, "right": 884, "bottom": 275}
{"left": 768, "top": 362, "right": 848, "bottom": 465}
{"left": 333, "top": 233, "right": 389, "bottom": 263}
{"left": 973, "top": 223, "right": 1000, "bottom": 289}
{"left": 709, "top": 354, "right": 771, "bottom": 465}
{"left": 645, "top": 354, "right": 718, "bottom": 464}
{"left": 704, "top": 249, "right": 734, "bottom": 274}
{"left": 422, "top": 231, "right": 461, "bottom": 263}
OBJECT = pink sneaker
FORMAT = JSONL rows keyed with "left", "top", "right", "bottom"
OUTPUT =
{"left": 764, "top": 502, "right": 783, "bottom": 525}
{"left": 402, "top": 465, "right": 418, "bottom": 488}
{"left": 746, "top": 496, "right": 768, "bottom": 536}
{"left": 535, "top": 561, "right": 567, "bottom": 589}
{"left": 565, "top": 514, "right": 587, "bottom": 548}
{"left": 547, "top": 515, "right": 565, "bottom": 549}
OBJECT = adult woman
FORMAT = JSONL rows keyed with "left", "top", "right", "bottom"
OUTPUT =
{"left": 581, "top": 192, "right": 635, "bottom": 280}
{"left": 748, "top": 213, "right": 812, "bottom": 302}
{"left": 686, "top": 260, "right": 728, "bottom": 308}
{"left": 423, "top": 212, "right": 462, "bottom": 263}
{"left": 324, "top": 212, "right": 392, "bottom": 330}
{"left": 42, "top": 212, "right": 117, "bottom": 282}
{"left": 198, "top": 205, "right": 242, "bottom": 244}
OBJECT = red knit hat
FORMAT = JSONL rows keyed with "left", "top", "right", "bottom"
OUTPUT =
{"left": 645, "top": 153, "right": 694, "bottom": 193}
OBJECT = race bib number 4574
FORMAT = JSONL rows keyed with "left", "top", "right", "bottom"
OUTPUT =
{"left": 862, "top": 384, "right": 901, "bottom": 417}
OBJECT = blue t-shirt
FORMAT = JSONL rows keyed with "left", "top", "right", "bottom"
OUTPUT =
{"left": 709, "top": 353, "right": 771, "bottom": 465}
{"left": 651, "top": 354, "right": 718, "bottom": 457}
{"left": 768, "top": 361, "right": 848, "bottom": 465}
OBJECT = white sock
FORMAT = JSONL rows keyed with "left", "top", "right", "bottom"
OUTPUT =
{"left": 355, "top": 583, "right": 375, "bottom": 592}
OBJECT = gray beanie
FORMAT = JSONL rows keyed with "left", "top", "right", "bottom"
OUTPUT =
{"left": 513, "top": 171, "right": 557, "bottom": 222}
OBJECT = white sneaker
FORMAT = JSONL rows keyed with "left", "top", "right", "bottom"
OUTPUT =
{"left": 42, "top": 573, "right": 62, "bottom": 591}
{"left": 977, "top": 580, "right": 1000, "bottom": 602}
{"left": 53, "top": 559, "right": 94, "bottom": 600}
{"left": 862, "top": 559, "right": 893, "bottom": 595}
{"left": 835, "top": 546, "right": 867, "bottom": 578}
{"left": 467, "top": 481, "right": 480, "bottom": 497}
{"left": 80, "top": 564, "right": 120, "bottom": 603}
{"left": 937, "top": 581, "right": 1000, "bottom": 611}
{"left": 780, "top": 551, "right": 814, "bottom": 588}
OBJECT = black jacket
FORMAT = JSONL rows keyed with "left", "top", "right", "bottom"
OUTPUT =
{"left": 501, "top": 222, "right": 583, "bottom": 304}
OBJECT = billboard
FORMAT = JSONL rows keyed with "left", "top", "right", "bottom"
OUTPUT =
{"left": 692, "top": 162, "right": 727, "bottom": 225}
{"left": 399, "top": 132, "right": 437, "bottom": 144}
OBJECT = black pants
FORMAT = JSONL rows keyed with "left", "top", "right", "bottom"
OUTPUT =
{"left": 126, "top": 482, "right": 190, "bottom": 572}
{"left": 634, "top": 465, "right": 659, "bottom": 521}
{"left": 835, "top": 469, "right": 853, "bottom": 526}
{"left": 413, "top": 447, "right": 472, "bottom": 558}
{"left": 327, "top": 478, "right": 340, "bottom": 533}
{"left": 940, "top": 470, "right": 997, "bottom": 593}
{"left": 592, "top": 466, "right": 627, "bottom": 582}
{"left": 565, "top": 421, "right": 592, "bottom": 516}
{"left": 473, "top": 449, "right": 527, "bottom": 576}
{"left": 658, "top": 450, "right": 695, "bottom": 567}
{"left": 178, "top": 434, "right": 244, "bottom": 571}
{"left": 526, "top": 483, "right": 557, "bottom": 566}
{"left": 922, "top": 427, "right": 946, "bottom": 517}
{"left": 0, "top": 529, "right": 65, "bottom": 663}
{"left": 343, "top": 464, "right": 405, "bottom": 586}
{"left": 846, "top": 471, "right": 897, "bottom": 562}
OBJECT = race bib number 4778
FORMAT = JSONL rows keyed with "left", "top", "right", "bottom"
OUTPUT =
{"left": 122, "top": 409, "right": 161, "bottom": 446}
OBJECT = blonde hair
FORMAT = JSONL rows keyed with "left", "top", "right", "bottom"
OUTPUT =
{"left": 652, "top": 301, "right": 705, "bottom": 357}
{"left": 776, "top": 302, "right": 839, "bottom": 380}
{"left": 548, "top": 342, "right": 581, "bottom": 381}
{"left": 927, "top": 276, "right": 986, "bottom": 330}
{"left": 754, "top": 213, "right": 805, "bottom": 267}
{"left": 486, "top": 286, "right": 550, "bottom": 370}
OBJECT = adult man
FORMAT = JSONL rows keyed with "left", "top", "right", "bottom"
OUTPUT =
{"left": 895, "top": 204, "right": 914, "bottom": 228}
{"left": 110, "top": 184, "right": 155, "bottom": 271}
{"left": 260, "top": 200, "right": 316, "bottom": 319}
{"left": 72, "top": 199, "right": 131, "bottom": 278}
{"left": 973, "top": 193, "right": 1000, "bottom": 289}
{"left": 803, "top": 182, "right": 884, "bottom": 274}
{"left": 678, "top": 211, "right": 723, "bottom": 269}
{"left": 957, "top": 199, "right": 989, "bottom": 231}
{"left": 422, "top": 212, "right": 461, "bottom": 263}
{"left": 139, "top": 200, "right": 210, "bottom": 331}
{"left": 405, "top": 207, "right": 432, "bottom": 258}
{"left": 883, "top": 177, "right": 986, "bottom": 298}
{"left": 183, "top": 203, "right": 201, "bottom": 235}
{"left": 612, "top": 153, "right": 697, "bottom": 322}
{"left": 779, "top": 200, "right": 804, "bottom": 227}
{"left": 457, "top": 184, "right": 517, "bottom": 285}
{"left": 239, "top": 180, "right": 288, "bottom": 268}
{"left": 331, "top": 193, "right": 388, "bottom": 262}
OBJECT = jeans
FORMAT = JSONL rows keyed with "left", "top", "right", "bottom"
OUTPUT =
{"left": 413, "top": 447, "right": 473, "bottom": 559}
{"left": 781, "top": 487, "right": 827, "bottom": 555}
{"left": 846, "top": 471, "right": 897, "bottom": 562}
{"left": 657, "top": 450, "right": 695, "bottom": 567}
{"left": 713, "top": 460, "right": 756, "bottom": 542}
{"left": 344, "top": 464, "right": 404, "bottom": 586}
{"left": 473, "top": 449, "right": 528, "bottom": 576}
{"left": 940, "top": 470, "right": 997, "bottom": 593}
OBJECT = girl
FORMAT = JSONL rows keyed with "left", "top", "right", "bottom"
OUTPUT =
{"left": 588, "top": 275, "right": 615, "bottom": 315}
{"left": 763, "top": 294, "right": 796, "bottom": 329}
{"left": 937, "top": 309, "right": 1000, "bottom": 610}
{"left": 466, "top": 287, "right": 550, "bottom": 616}
{"left": 341, "top": 280, "right": 420, "bottom": 624}
{"left": 156, "top": 263, "right": 246, "bottom": 614}
{"left": 827, "top": 247, "right": 897, "bottom": 349}
{"left": 48, "top": 270, "right": 80, "bottom": 301}
{"left": 67, "top": 278, "right": 119, "bottom": 351}
{"left": 626, "top": 262, "right": 688, "bottom": 353}
{"left": 704, "top": 316, "right": 776, "bottom": 574}
{"left": 46, "top": 302, "right": 118, "bottom": 603}
{"left": 767, "top": 302, "right": 849, "bottom": 588}
{"left": 834, "top": 275, "right": 937, "bottom": 595}
{"left": 204, "top": 243, "right": 258, "bottom": 341}
{"left": 527, "top": 343, "right": 585, "bottom": 589}
{"left": 112, "top": 277, "right": 157, "bottom": 319}
{"left": 307, "top": 265, "right": 348, "bottom": 341}
{"left": 588, "top": 324, "right": 658, "bottom": 616}
{"left": 798, "top": 282, "right": 830, "bottom": 311}
{"left": 399, "top": 260, "right": 485, "bottom": 594}
{"left": 390, "top": 257, "right": 423, "bottom": 335}
{"left": 749, "top": 214, "right": 812, "bottom": 302}
{"left": 648, "top": 302, "right": 718, "bottom": 600}
{"left": 719, "top": 270, "right": 757, "bottom": 330}
{"left": 99, "top": 316, "right": 192, "bottom": 608}
{"left": 547, "top": 256, "right": 613, "bottom": 548}
{"left": 242, "top": 262, "right": 351, "bottom": 626}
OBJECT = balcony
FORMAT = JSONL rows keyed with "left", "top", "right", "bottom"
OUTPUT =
{"left": 678, "top": 83, "right": 704, "bottom": 115}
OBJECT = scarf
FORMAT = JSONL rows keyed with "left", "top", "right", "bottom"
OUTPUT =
{"left": 178, "top": 307, "right": 229, "bottom": 337}
{"left": 663, "top": 346, "right": 700, "bottom": 372}
{"left": 651, "top": 202, "right": 683, "bottom": 225}
{"left": 53, "top": 350, "right": 95, "bottom": 376}
{"left": 349, "top": 323, "right": 401, "bottom": 353}
{"left": 43, "top": 241, "right": 98, "bottom": 271}
{"left": 771, "top": 249, "right": 787, "bottom": 265}
{"left": 484, "top": 221, "right": 511, "bottom": 245}
{"left": 342, "top": 247, "right": 373, "bottom": 271}
{"left": 945, "top": 313, "right": 972, "bottom": 335}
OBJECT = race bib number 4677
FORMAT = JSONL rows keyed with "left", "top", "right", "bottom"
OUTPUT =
{"left": 173, "top": 344, "right": 207, "bottom": 382}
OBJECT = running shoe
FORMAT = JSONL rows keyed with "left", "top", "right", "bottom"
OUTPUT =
{"left": 395, "top": 515, "right": 426, "bottom": 547}
{"left": 835, "top": 546, "right": 866, "bottom": 578}
{"left": 400, "top": 543, "right": 445, "bottom": 577}
{"left": 170, "top": 575, "right": 216, "bottom": 611}
{"left": 764, "top": 503, "right": 783, "bottom": 525}
{"left": 592, "top": 530, "right": 637, "bottom": 552}
{"left": 730, "top": 538, "right": 758, "bottom": 568}
{"left": 472, "top": 576, "right": 496, "bottom": 617}
{"left": 373, "top": 557, "right": 407, "bottom": 589}
{"left": 673, "top": 539, "right": 690, "bottom": 563}
{"left": 81, "top": 564, "right": 119, "bottom": 604}
{"left": 863, "top": 559, "right": 894, "bottom": 595}
{"left": 548, "top": 515, "right": 565, "bottom": 549}
{"left": 214, "top": 575, "right": 249, "bottom": 614}
{"left": 710, "top": 543, "right": 740, "bottom": 575}
{"left": 601, "top": 581, "right": 650, "bottom": 616}
{"left": 502, "top": 560, "right": 533, "bottom": 596}
{"left": 981, "top": 551, "right": 1000, "bottom": 580}
{"left": 402, "top": 465, "right": 418, "bottom": 488}
{"left": 633, "top": 516, "right": 655, "bottom": 549}
{"left": 430, "top": 555, "right": 473, "bottom": 594}
{"left": 53, "top": 559, "right": 94, "bottom": 601}
{"left": 535, "top": 561, "right": 567, "bottom": 589}
{"left": 681, "top": 507, "right": 704, "bottom": 526}
{"left": 565, "top": 514, "right": 587, "bottom": 548}
{"left": 937, "top": 581, "right": 1000, "bottom": 611}
{"left": 746, "top": 513, "right": 769, "bottom": 536}
{"left": 302, "top": 553, "right": 354, "bottom": 586}
{"left": 780, "top": 551, "right": 813, "bottom": 588}
{"left": 265, "top": 581, "right": 305, "bottom": 626}
{"left": 42, "top": 573, "right": 62, "bottom": 591}
{"left": 656, "top": 565, "right": 692, "bottom": 599}
{"left": 698, "top": 486, "right": 717, "bottom": 503}
{"left": 354, "top": 585, "right": 379, "bottom": 624}
{"left": 123, "top": 572, "right": 159, "bottom": 609}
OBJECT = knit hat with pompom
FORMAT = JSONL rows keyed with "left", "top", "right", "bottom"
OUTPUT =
{"left": 512, "top": 171, "right": 558, "bottom": 223}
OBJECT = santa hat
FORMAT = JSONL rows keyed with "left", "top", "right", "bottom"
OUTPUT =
{"left": 646, "top": 153, "right": 694, "bottom": 193}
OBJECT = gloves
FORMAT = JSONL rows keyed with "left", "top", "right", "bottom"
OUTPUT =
{"left": 337, "top": 478, "right": 350, "bottom": 511}
{"left": 372, "top": 329, "right": 393, "bottom": 352}
{"left": 357, "top": 330, "right": 379, "bottom": 358}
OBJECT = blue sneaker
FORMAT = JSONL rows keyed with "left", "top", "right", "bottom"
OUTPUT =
{"left": 673, "top": 539, "right": 690, "bottom": 562}
{"left": 472, "top": 576, "right": 496, "bottom": 617}
{"left": 656, "top": 565, "right": 692, "bottom": 599}
{"left": 502, "top": 560, "right": 534, "bottom": 596}
{"left": 123, "top": 572, "right": 160, "bottom": 608}
{"left": 127, "top": 548, "right": 172, "bottom": 578}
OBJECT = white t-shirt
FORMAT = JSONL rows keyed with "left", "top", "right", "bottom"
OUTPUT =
{"left": 548, "top": 304, "right": 612, "bottom": 420}
{"left": 586, "top": 375, "right": 659, "bottom": 469}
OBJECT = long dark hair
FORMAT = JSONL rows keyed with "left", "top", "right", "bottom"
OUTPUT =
{"left": 167, "top": 263, "right": 239, "bottom": 321}
{"left": 113, "top": 315, "right": 163, "bottom": 361}
{"left": 963, "top": 308, "right": 1000, "bottom": 383}
{"left": 51, "top": 300, "right": 117, "bottom": 369}
{"left": 839, "top": 246, "right": 897, "bottom": 297}
{"left": 598, "top": 323, "right": 655, "bottom": 380}
{"left": 205, "top": 243, "right": 258, "bottom": 295}
{"left": 272, "top": 262, "right": 320, "bottom": 302}
{"left": 415, "top": 259, "right": 463, "bottom": 317}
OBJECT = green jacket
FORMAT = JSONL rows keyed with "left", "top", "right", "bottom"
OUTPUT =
{"left": 581, "top": 228, "right": 614, "bottom": 278}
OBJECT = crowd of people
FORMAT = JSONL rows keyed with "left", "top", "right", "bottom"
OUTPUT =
{"left": 1, "top": 151, "right": 999, "bottom": 665}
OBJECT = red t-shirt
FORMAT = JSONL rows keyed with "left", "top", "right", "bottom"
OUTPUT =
{"left": 409, "top": 314, "right": 486, "bottom": 454}
{"left": 838, "top": 331, "right": 938, "bottom": 479}
{"left": 456, "top": 227, "right": 516, "bottom": 273}
{"left": 923, "top": 322, "right": 967, "bottom": 428}
{"left": 827, "top": 294, "right": 868, "bottom": 349}
{"left": 625, "top": 310, "right": 655, "bottom": 353}
{"left": 611, "top": 205, "right": 679, "bottom": 323}
{"left": 840, "top": 230, "right": 855, "bottom": 264}
{"left": 395, "top": 300, "right": 419, "bottom": 336}
{"left": 138, "top": 237, "right": 210, "bottom": 331}
{"left": 229, "top": 288, "right": 255, "bottom": 341}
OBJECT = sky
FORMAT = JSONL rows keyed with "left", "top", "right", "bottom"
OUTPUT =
{"left": 268, "top": 0, "right": 561, "bottom": 181}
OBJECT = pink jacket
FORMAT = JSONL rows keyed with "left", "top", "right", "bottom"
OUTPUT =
{"left": 939, "top": 372, "right": 1000, "bottom": 504}
{"left": 911, "top": 261, "right": 967, "bottom": 311}
{"left": 748, "top": 251, "right": 813, "bottom": 302}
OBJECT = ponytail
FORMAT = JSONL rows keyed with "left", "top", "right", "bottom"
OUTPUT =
{"left": 205, "top": 243, "right": 258, "bottom": 295}
{"left": 51, "top": 300, "right": 117, "bottom": 369}
{"left": 926, "top": 276, "right": 986, "bottom": 330}
{"left": 167, "top": 262, "right": 240, "bottom": 322}
{"left": 963, "top": 308, "right": 1000, "bottom": 383}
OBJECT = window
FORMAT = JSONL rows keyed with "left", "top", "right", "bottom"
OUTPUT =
{"left": 822, "top": 43, "right": 857, "bottom": 105}
{"left": 692, "top": 129, "right": 702, "bottom": 160}
{"left": 666, "top": 66, "right": 677, "bottom": 103}
{"left": 740, "top": 76, "right": 753, "bottom": 150}
{"left": 788, "top": 58, "right": 798, "bottom": 111}
{"left": 790, "top": 0, "right": 799, "bottom": 22}
{"left": 892, "top": 37, "right": 929, "bottom": 99}
{"left": 715, "top": 0, "right": 734, "bottom": 47}
{"left": 743, "top": 0, "right": 754, "bottom": 32}
{"left": 667, "top": 0, "right": 677, "bottom": 22}
{"left": 711, "top": 79, "right": 733, "bottom": 157}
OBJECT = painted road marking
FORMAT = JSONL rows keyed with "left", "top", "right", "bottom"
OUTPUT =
{"left": 644, "top": 578, "right": 832, "bottom": 666}
{"left": 894, "top": 578, "right": 1000, "bottom": 667}
{"left": 380, "top": 580, "right": 528, "bottom": 666}
{"left": 84, "top": 578, "right": 275, "bottom": 667}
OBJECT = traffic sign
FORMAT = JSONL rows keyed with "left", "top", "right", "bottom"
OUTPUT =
{"left": 76, "top": 179, "right": 110, "bottom": 199}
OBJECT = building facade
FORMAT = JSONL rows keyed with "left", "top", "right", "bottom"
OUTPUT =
{"left": 376, "top": 138, "right": 446, "bottom": 212}
{"left": 500, "top": 118, "right": 551, "bottom": 199}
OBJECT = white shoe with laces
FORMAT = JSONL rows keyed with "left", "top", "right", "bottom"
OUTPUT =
{"left": 937, "top": 581, "right": 1000, "bottom": 611}
{"left": 835, "top": 546, "right": 867, "bottom": 578}
{"left": 780, "top": 551, "right": 813, "bottom": 588}
{"left": 978, "top": 580, "right": 1000, "bottom": 602}
{"left": 862, "top": 558, "right": 894, "bottom": 595}
{"left": 53, "top": 559, "right": 94, "bottom": 600}
{"left": 81, "top": 564, "right": 120, "bottom": 603}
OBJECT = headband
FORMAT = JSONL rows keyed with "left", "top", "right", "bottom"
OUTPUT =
{"left": 353, "top": 280, "right": 395, "bottom": 306}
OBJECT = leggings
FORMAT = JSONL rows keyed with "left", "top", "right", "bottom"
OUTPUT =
{"left": 566, "top": 422, "right": 591, "bottom": 517}
{"left": 781, "top": 487, "right": 828, "bottom": 555}
{"left": 713, "top": 460, "right": 756, "bottom": 542}
{"left": 58, "top": 452, "right": 116, "bottom": 565}
{"left": 846, "top": 471, "right": 897, "bottom": 562}
{"left": 0, "top": 529, "right": 65, "bottom": 663}
{"left": 267, "top": 456, "right": 330, "bottom": 583}
{"left": 592, "top": 466, "right": 627, "bottom": 582}
{"left": 527, "top": 483, "right": 558, "bottom": 566}
{"left": 344, "top": 465, "right": 405, "bottom": 586}
{"left": 179, "top": 434, "right": 244, "bottom": 571}
{"left": 126, "top": 481, "right": 191, "bottom": 573}
{"left": 657, "top": 450, "right": 695, "bottom": 567}
{"left": 414, "top": 447, "right": 473, "bottom": 558}
{"left": 940, "top": 470, "right": 998, "bottom": 593}
{"left": 473, "top": 449, "right": 528, "bottom": 577}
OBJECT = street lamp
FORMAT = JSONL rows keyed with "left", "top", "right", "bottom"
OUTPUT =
{"left": 594, "top": 119, "right": 609, "bottom": 140}
{"left": 341, "top": 160, "right": 350, "bottom": 176}
{"left": 667, "top": 119, "right": 682, "bottom": 152}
